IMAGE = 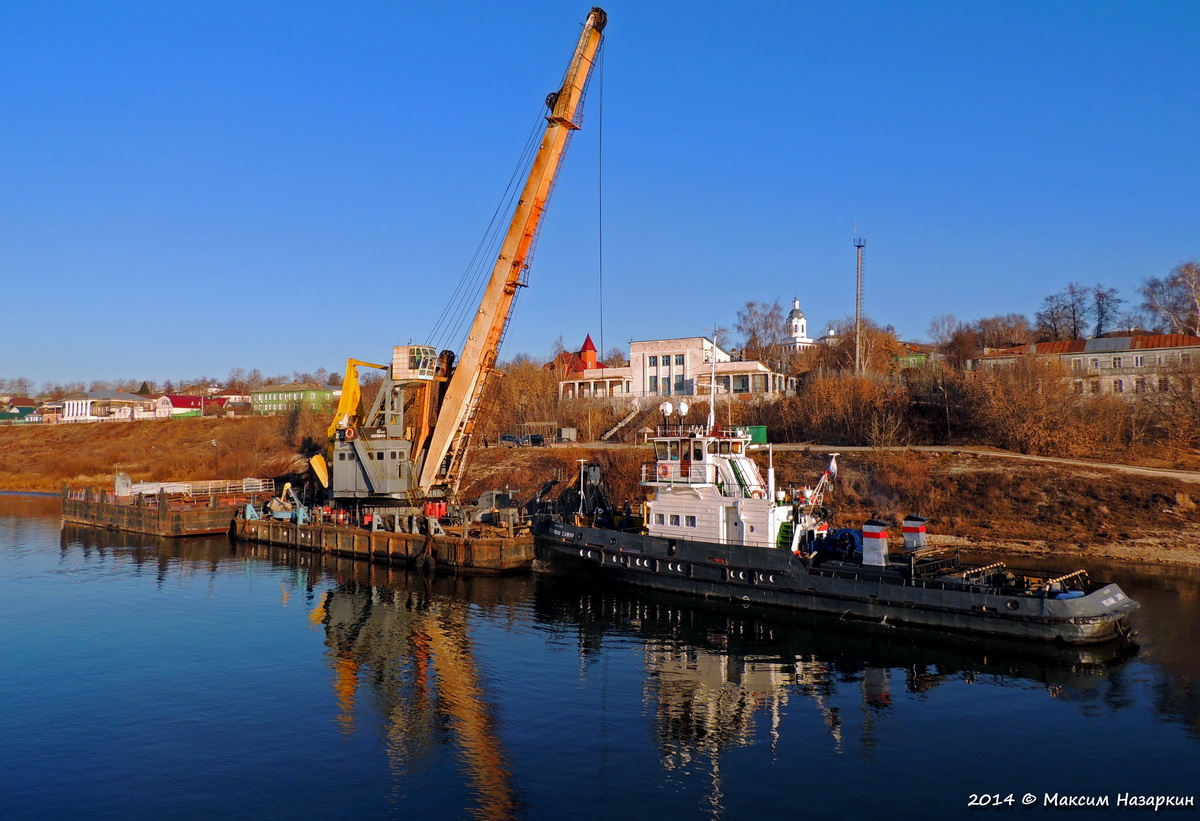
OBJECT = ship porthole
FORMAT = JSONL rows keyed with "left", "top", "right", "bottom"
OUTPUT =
{"left": 609, "top": 538, "right": 616, "bottom": 546}
{"left": 1007, "top": 600, "right": 1019, "bottom": 610}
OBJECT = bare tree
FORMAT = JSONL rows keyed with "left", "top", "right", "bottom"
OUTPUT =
{"left": 942, "top": 324, "right": 983, "bottom": 368}
{"left": 735, "top": 300, "right": 786, "bottom": 365}
{"left": 1036, "top": 283, "right": 1092, "bottom": 340}
{"left": 1035, "top": 292, "right": 1072, "bottom": 341}
{"left": 812, "top": 317, "right": 902, "bottom": 374}
{"left": 603, "top": 347, "right": 626, "bottom": 367}
{"left": 927, "top": 314, "right": 958, "bottom": 348}
{"left": 1091, "top": 286, "right": 1125, "bottom": 337}
{"left": 977, "top": 313, "right": 1034, "bottom": 349}
{"left": 1141, "top": 261, "right": 1200, "bottom": 337}
{"left": 1114, "top": 308, "right": 1156, "bottom": 335}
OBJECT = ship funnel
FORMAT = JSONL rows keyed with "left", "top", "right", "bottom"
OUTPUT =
{"left": 862, "top": 519, "right": 890, "bottom": 567}
{"left": 902, "top": 515, "right": 928, "bottom": 552}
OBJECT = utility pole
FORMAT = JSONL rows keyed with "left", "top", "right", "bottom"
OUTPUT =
{"left": 854, "top": 236, "right": 865, "bottom": 374}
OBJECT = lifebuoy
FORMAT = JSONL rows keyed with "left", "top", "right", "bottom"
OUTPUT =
{"left": 657, "top": 464, "right": 670, "bottom": 478}
{"left": 750, "top": 489, "right": 763, "bottom": 499}
{"left": 344, "top": 427, "right": 357, "bottom": 441}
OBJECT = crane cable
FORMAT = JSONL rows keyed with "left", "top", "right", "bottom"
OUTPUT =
{"left": 425, "top": 108, "right": 546, "bottom": 354}
{"left": 426, "top": 39, "right": 606, "bottom": 362}
{"left": 596, "top": 45, "right": 605, "bottom": 360}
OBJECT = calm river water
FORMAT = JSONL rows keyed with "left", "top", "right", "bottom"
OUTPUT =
{"left": 3, "top": 493, "right": 1199, "bottom": 820}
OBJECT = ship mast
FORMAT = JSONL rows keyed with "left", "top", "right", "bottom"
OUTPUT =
{"left": 418, "top": 7, "right": 607, "bottom": 495}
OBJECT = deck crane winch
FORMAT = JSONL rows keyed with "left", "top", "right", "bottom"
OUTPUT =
{"left": 315, "top": 7, "right": 607, "bottom": 513}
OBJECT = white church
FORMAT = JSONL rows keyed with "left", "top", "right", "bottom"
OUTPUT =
{"left": 784, "top": 297, "right": 816, "bottom": 352}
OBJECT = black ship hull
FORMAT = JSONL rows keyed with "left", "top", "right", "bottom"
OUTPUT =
{"left": 535, "top": 521, "right": 1138, "bottom": 645}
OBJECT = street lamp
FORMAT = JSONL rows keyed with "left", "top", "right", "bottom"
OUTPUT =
{"left": 937, "top": 383, "right": 950, "bottom": 443}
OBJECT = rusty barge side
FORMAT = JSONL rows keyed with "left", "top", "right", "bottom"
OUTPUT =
{"left": 61, "top": 485, "right": 254, "bottom": 537}
{"left": 61, "top": 485, "right": 534, "bottom": 573}
{"left": 235, "top": 517, "right": 534, "bottom": 574}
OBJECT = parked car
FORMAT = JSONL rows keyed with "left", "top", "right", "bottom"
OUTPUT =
{"left": 520, "top": 434, "right": 545, "bottom": 447}
{"left": 499, "top": 434, "right": 521, "bottom": 448}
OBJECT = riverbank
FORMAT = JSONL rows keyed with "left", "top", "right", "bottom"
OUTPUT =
{"left": 4, "top": 421, "right": 1198, "bottom": 566}
{"left": 464, "top": 445, "right": 1200, "bottom": 566}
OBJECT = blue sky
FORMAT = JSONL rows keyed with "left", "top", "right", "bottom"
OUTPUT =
{"left": 3, "top": 0, "right": 1198, "bottom": 387}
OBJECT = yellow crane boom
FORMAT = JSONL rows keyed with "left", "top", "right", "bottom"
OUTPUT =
{"left": 418, "top": 7, "right": 607, "bottom": 495}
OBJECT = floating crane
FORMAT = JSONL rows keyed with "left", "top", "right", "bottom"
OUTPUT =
{"left": 313, "top": 7, "right": 607, "bottom": 514}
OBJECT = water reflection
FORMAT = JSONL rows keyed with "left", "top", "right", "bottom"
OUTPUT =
{"left": 315, "top": 577, "right": 523, "bottom": 820}
{"left": 533, "top": 577, "right": 1140, "bottom": 776}
{"left": 40, "top": 516, "right": 1200, "bottom": 816}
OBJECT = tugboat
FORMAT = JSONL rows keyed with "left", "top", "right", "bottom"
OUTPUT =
{"left": 534, "top": 403, "right": 1139, "bottom": 645}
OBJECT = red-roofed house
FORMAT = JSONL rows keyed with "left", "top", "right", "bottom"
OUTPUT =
{"left": 551, "top": 334, "right": 795, "bottom": 400}
{"left": 548, "top": 335, "right": 633, "bottom": 398}
{"left": 157, "top": 395, "right": 229, "bottom": 418}
{"left": 970, "top": 334, "right": 1200, "bottom": 397}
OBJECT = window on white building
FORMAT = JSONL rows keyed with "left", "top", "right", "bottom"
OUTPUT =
{"left": 648, "top": 356, "right": 657, "bottom": 366}
{"left": 675, "top": 354, "right": 684, "bottom": 366}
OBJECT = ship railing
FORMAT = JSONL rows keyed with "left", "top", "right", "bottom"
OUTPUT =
{"left": 640, "top": 461, "right": 716, "bottom": 486}
{"left": 652, "top": 424, "right": 750, "bottom": 439}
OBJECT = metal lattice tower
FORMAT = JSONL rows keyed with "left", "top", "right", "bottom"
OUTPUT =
{"left": 854, "top": 236, "right": 865, "bottom": 374}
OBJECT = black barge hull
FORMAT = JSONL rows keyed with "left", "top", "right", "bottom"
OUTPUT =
{"left": 535, "top": 522, "right": 1138, "bottom": 645}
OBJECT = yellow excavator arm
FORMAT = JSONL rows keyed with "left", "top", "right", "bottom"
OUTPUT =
{"left": 313, "top": 358, "right": 390, "bottom": 488}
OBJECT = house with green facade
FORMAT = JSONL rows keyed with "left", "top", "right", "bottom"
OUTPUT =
{"left": 250, "top": 383, "right": 339, "bottom": 415}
